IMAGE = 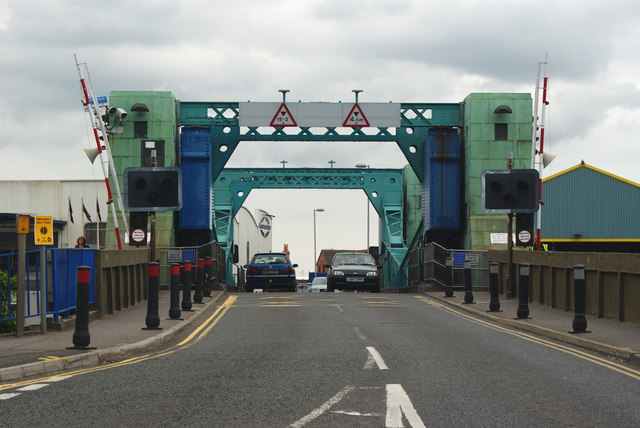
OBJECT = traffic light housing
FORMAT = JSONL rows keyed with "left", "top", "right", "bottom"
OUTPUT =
{"left": 482, "top": 169, "right": 540, "bottom": 213}
{"left": 515, "top": 212, "right": 535, "bottom": 247}
{"left": 124, "top": 167, "right": 182, "bottom": 212}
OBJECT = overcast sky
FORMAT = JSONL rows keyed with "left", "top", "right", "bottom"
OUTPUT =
{"left": 1, "top": 0, "right": 639, "bottom": 275}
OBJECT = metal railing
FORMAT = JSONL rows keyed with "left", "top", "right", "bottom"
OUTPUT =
{"left": 1, "top": 241, "right": 226, "bottom": 332}
{"left": 1, "top": 248, "right": 96, "bottom": 329}
{"left": 156, "top": 240, "right": 226, "bottom": 289}
{"left": 423, "top": 242, "right": 489, "bottom": 290}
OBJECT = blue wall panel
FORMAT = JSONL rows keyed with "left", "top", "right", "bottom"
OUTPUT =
{"left": 423, "top": 128, "right": 461, "bottom": 230}
{"left": 179, "top": 127, "right": 212, "bottom": 229}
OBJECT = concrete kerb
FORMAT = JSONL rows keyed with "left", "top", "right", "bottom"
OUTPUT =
{"left": 424, "top": 292, "right": 639, "bottom": 367}
{"left": 0, "top": 292, "right": 226, "bottom": 383}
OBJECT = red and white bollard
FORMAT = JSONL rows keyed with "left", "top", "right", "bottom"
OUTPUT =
{"left": 68, "top": 266, "right": 96, "bottom": 350}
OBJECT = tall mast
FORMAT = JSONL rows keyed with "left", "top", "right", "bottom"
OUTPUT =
{"left": 74, "top": 54, "right": 129, "bottom": 249}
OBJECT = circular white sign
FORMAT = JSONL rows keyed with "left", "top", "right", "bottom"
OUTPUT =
{"left": 131, "top": 228, "right": 146, "bottom": 243}
{"left": 518, "top": 230, "right": 532, "bottom": 244}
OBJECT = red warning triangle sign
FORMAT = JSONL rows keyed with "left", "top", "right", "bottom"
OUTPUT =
{"left": 270, "top": 103, "right": 297, "bottom": 127}
{"left": 342, "top": 103, "right": 370, "bottom": 127}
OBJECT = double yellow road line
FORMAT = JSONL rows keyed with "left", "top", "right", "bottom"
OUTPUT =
{"left": 1, "top": 296, "right": 237, "bottom": 391}
{"left": 415, "top": 296, "right": 640, "bottom": 381}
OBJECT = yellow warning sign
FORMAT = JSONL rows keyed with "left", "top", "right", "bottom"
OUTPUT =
{"left": 35, "top": 216, "right": 53, "bottom": 245}
{"left": 17, "top": 215, "right": 30, "bottom": 234}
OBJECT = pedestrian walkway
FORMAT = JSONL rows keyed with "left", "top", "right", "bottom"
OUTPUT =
{"left": 424, "top": 290, "right": 640, "bottom": 366}
{"left": 0, "top": 290, "right": 226, "bottom": 383}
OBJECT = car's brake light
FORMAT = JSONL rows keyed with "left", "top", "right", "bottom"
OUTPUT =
{"left": 247, "top": 267, "right": 258, "bottom": 274}
{"left": 283, "top": 267, "right": 295, "bottom": 274}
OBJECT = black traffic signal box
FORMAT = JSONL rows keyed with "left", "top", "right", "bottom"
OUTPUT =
{"left": 482, "top": 169, "right": 540, "bottom": 213}
{"left": 515, "top": 212, "right": 535, "bottom": 247}
{"left": 124, "top": 167, "right": 182, "bottom": 212}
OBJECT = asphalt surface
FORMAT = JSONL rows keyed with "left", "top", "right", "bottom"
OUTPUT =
{"left": 1, "top": 292, "right": 638, "bottom": 427}
{"left": 0, "top": 289, "right": 226, "bottom": 382}
{"left": 0, "top": 288, "right": 638, "bottom": 385}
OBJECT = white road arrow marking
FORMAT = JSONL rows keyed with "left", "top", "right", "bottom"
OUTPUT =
{"left": 386, "top": 384, "right": 426, "bottom": 428}
{"left": 288, "top": 385, "right": 355, "bottom": 427}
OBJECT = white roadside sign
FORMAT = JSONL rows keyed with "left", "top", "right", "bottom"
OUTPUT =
{"left": 239, "top": 102, "right": 401, "bottom": 127}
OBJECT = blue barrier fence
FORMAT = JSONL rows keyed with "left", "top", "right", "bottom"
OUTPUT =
{"left": 0, "top": 248, "right": 96, "bottom": 327}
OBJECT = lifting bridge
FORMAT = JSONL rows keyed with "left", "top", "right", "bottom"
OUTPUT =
{"left": 176, "top": 100, "right": 461, "bottom": 288}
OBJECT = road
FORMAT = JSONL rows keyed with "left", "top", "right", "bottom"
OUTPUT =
{"left": 2, "top": 293, "right": 639, "bottom": 427}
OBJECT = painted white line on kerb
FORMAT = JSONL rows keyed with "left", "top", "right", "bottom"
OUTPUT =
{"left": 17, "top": 384, "right": 49, "bottom": 391}
{"left": 288, "top": 385, "right": 355, "bottom": 427}
{"left": 386, "top": 384, "right": 426, "bottom": 428}
{"left": 366, "top": 346, "right": 389, "bottom": 370}
{"left": 0, "top": 393, "right": 21, "bottom": 400}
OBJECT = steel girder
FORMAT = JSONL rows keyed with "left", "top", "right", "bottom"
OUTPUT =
{"left": 179, "top": 102, "right": 461, "bottom": 183}
{"left": 213, "top": 168, "right": 405, "bottom": 288}
{"left": 214, "top": 167, "right": 404, "bottom": 246}
{"left": 178, "top": 101, "right": 462, "bottom": 287}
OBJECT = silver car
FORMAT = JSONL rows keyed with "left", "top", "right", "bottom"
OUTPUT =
{"left": 309, "top": 276, "right": 327, "bottom": 292}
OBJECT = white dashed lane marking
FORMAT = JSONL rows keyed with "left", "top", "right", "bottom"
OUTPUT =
{"left": 17, "top": 384, "right": 49, "bottom": 391}
{"left": 0, "top": 393, "right": 21, "bottom": 400}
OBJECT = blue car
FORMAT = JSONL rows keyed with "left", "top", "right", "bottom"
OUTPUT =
{"left": 243, "top": 252, "right": 298, "bottom": 292}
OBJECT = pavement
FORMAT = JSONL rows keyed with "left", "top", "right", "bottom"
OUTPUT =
{"left": 0, "top": 289, "right": 227, "bottom": 383}
{"left": 1, "top": 288, "right": 638, "bottom": 384}
{"left": 424, "top": 290, "right": 640, "bottom": 366}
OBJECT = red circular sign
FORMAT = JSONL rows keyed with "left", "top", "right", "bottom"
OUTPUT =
{"left": 131, "top": 228, "right": 146, "bottom": 243}
{"left": 518, "top": 230, "right": 532, "bottom": 244}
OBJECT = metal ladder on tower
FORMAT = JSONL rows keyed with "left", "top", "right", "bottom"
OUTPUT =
{"left": 74, "top": 54, "right": 129, "bottom": 249}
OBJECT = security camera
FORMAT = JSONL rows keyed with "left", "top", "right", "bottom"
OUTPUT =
{"left": 108, "top": 107, "right": 128, "bottom": 119}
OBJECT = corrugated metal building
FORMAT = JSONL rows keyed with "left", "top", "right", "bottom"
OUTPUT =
{"left": 0, "top": 180, "right": 108, "bottom": 251}
{"left": 541, "top": 162, "right": 640, "bottom": 252}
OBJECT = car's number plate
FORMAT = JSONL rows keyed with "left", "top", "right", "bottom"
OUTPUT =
{"left": 346, "top": 277, "right": 364, "bottom": 282}
{"left": 263, "top": 269, "right": 279, "bottom": 274}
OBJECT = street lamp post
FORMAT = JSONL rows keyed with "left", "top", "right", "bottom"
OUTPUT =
{"left": 355, "top": 164, "right": 370, "bottom": 250}
{"left": 313, "top": 208, "right": 325, "bottom": 274}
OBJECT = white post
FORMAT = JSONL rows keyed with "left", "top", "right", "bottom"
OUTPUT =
{"left": 313, "top": 208, "right": 325, "bottom": 274}
{"left": 39, "top": 246, "right": 47, "bottom": 333}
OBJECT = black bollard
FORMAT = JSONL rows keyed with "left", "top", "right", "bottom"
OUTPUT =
{"left": 463, "top": 259, "right": 475, "bottom": 304}
{"left": 570, "top": 264, "right": 591, "bottom": 334}
{"left": 488, "top": 262, "right": 502, "bottom": 312}
{"left": 516, "top": 263, "right": 531, "bottom": 319}
{"left": 169, "top": 263, "right": 182, "bottom": 320}
{"left": 181, "top": 261, "right": 193, "bottom": 311}
{"left": 444, "top": 257, "right": 454, "bottom": 298}
{"left": 67, "top": 266, "right": 96, "bottom": 350}
{"left": 193, "top": 259, "right": 204, "bottom": 304}
{"left": 203, "top": 257, "right": 212, "bottom": 297}
{"left": 143, "top": 262, "right": 163, "bottom": 330}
